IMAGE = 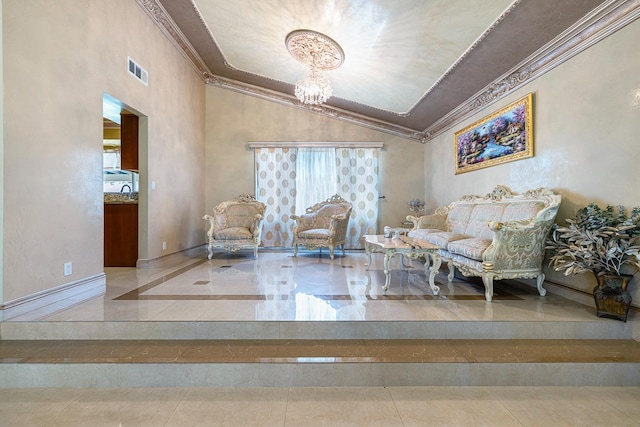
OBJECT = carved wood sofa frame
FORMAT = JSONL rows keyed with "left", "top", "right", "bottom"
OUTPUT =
{"left": 407, "top": 185, "right": 561, "bottom": 301}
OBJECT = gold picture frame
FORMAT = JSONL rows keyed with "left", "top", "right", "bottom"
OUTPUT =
{"left": 454, "top": 93, "right": 533, "bottom": 174}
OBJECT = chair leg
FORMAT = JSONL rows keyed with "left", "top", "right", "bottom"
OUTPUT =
{"left": 329, "top": 246, "right": 334, "bottom": 260}
{"left": 207, "top": 244, "right": 213, "bottom": 260}
{"left": 341, "top": 245, "right": 346, "bottom": 256}
{"left": 293, "top": 244, "right": 298, "bottom": 257}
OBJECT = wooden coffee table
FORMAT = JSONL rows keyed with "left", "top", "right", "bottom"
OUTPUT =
{"left": 363, "top": 235, "right": 441, "bottom": 295}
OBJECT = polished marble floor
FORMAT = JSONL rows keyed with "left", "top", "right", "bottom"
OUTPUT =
{"left": 9, "top": 248, "right": 630, "bottom": 323}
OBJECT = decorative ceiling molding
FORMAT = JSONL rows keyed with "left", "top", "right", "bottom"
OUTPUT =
{"left": 408, "top": 0, "right": 526, "bottom": 113}
{"left": 421, "top": 0, "right": 640, "bottom": 142}
{"left": 285, "top": 30, "right": 345, "bottom": 70}
{"left": 137, "top": 0, "right": 639, "bottom": 144}
{"left": 137, "top": 0, "right": 213, "bottom": 79}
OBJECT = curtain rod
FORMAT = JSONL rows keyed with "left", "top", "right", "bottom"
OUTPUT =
{"left": 248, "top": 141, "right": 384, "bottom": 149}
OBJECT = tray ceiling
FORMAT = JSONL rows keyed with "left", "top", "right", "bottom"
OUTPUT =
{"left": 142, "top": 0, "right": 637, "bottom": 141}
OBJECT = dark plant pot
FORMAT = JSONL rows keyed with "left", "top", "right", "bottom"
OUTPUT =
{"left": 593, "top": 274, "right": 633, "bottom": 322}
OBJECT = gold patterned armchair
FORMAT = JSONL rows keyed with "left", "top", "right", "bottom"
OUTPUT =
{"left": 202, "top": 194, "right": 266, "bottom": 259}
{"left": 291, "top": 194, "right": 352, "bottom": 259}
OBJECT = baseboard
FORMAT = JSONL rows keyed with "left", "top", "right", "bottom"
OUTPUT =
{"left": 0, "top": 273, "right": 106, "bottom": 321}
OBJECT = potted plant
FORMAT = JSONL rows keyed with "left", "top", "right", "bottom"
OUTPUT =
{"left": 546, "top": 203, "right": 640, "bottom": 321}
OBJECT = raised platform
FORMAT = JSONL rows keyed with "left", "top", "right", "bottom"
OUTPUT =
{"left": 1, "top": 250, "right": 638, "bottom": 388}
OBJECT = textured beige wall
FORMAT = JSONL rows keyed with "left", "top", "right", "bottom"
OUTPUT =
{"left": 2, "top": 0, "right": 205, "bottom": 301}
{"left": 204, "top": 86, "right": 426, "bottom": 231}
{"left": 424, "top": 20, "right": 640, "bottom": 305}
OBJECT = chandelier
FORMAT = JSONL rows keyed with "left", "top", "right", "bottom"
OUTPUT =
{"left": 294, "top": 69, "right": 332, "bottom": 105}
{"left": 286, "top": 30, "right": 344, "bottom": 106}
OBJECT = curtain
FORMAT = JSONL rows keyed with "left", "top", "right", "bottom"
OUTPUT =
{"left": 255, "top": 147, "right": 297, "bottom": 247}
{"left": 255, "top": 145, "right": 379, "bottom": 250}
{"left": 336, "top": 148, "right": 379, "bottom": 249}
{"left": 294, "top": 148, "right": 337, "bottom": 214}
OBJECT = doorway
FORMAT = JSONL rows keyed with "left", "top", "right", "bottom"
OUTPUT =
{"left": 102, "top": 94, "right": 142, "bottom": 267}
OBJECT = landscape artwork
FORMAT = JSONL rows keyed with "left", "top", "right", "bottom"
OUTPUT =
{"left": 454, "top": 93, "right": 533, "bottom": 174}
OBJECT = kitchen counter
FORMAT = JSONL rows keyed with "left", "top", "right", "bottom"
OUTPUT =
{"left": 104, "top": 192, "right": 139, "bottom": 204}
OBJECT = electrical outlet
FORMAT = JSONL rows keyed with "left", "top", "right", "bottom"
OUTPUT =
{"left": 64, "top": 262, "right": 72, "bottom": 276}
{"left": 162, "top": 241, "right": 167, "bottom": 251}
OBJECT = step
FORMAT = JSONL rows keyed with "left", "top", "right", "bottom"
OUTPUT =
{"left": 1, "top": 338, "right": 639, "bottom": 388}
{"left": 1, "top": 318, "right": 636, "bottom": 340}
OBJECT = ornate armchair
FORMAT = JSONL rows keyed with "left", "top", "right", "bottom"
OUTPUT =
{"left": 291, "top": 194, "right": 352, "bottom": 259}
{"left": 202, "top": 194, "right": 266, "bottom": 259}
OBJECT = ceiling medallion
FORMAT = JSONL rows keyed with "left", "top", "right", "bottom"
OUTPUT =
{"left": 286, "top": 30, "right": 344, "bottom": 105}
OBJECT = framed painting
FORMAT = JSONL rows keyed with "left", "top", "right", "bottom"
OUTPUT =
{"left": 454, "top": 93, "right": 533, "bottom": 174}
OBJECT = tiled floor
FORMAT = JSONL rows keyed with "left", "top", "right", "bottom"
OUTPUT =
{"left": 1, "top": 386, "right": 639, "bottom": 426}
{"left": 2, "top": 248, "right": 639, "bottom": 426}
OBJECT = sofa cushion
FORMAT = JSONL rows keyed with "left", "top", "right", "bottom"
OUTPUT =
{"left": 215, "top": 227, "right": 253, "bottom": 240}
{"left": 446, "top": 204, "right": 476, "bottom": 235}
{"left": 420, "top": 231, "right": 467, "bottom": 248}
{"left": 500, "top": 201, "right": 545, "bottom": 222}
{"left": 408, "top": 229, "right": 443, "bottom": 241}
{"left": 464, "top": 204, "right": 507, "bottom": 239}
{"left": 447, "top": 238, "right": 492, "bottom": 261}
{"left": 299, "top": 228, "right": 330, "bottom": 239}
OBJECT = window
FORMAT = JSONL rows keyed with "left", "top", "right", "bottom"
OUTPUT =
{"left": 253, "top": 143, "right": 381, "bottom": 249}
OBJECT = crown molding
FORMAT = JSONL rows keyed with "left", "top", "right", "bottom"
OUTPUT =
{"left": 138, "top": 0, "right": 639, "bottom": 144}
{"left": 421, "top": 0, "right": 640, "bottom": 142}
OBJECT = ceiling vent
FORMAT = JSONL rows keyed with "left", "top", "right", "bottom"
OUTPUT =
{"left": 127, "top": 57, "right": 148, "bottom": 86}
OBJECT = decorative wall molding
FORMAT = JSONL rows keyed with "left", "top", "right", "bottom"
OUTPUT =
{"left": 137, "top": 0, "right": 640, "bottom": 144}
{"left": 0, "top": 274, "right": 106, "bottom": 321}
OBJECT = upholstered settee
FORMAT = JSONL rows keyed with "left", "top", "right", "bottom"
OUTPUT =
{"left": 202, "top": 194, "right": 266, "bottom": 259}
{"left": 291, "top": 194, "right": 353, "bottom": 259}
{"left": 406, "top": 185, "right": 561, "bottom": 301}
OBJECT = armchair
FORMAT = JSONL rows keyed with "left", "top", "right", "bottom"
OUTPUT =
{"left": 202, "top": 194, "right": 266, "bottom": 259}
{"left": 291, "top": 194, "right": 352, "bottom": 259}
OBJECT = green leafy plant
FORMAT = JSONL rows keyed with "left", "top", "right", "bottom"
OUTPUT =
{"left": 546, "top": 203, "right": 640, "bottom": 277}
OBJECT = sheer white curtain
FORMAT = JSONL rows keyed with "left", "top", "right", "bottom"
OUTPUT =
{"left": 255, "top": 147, "right": 297, "bottom": 247}
{"left": 294, "top": 148, "right": 337, "bottom": 214}
{"left": 336, "top": 148, "right": 379, "bottom": 249}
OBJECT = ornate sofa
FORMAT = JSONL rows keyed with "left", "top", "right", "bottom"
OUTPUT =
{"left": 407, "top": 185, "right": 561, "bottom": 301}
{"left": 291, "top": 194, "right": 353, "bottom": 259}
{"left": 202, "top": 194, "right": 266, "bottom": 259}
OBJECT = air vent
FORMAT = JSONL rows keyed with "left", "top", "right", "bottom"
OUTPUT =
{"left": 127, "top": 57, "right": 148, "bottom": 86}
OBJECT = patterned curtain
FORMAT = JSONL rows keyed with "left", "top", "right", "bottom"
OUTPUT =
{"left": 255, "top": 147, "right": 297, "bottom": 247}
{"left": 255, "top": 145, "right": 379, "bottom": 249}
{"left": 336, "top": 148, "right": 380, "bottom": 249}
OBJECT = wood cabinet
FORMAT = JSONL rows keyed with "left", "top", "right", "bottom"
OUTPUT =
{"left": 104, "top": 203, "right": 138, "bottom": 267}
{"left": 120, "top": 113, "right": 138, "bottom": 171}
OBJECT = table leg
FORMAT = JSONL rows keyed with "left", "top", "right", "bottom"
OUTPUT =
{"left": 365, "top": 241, "right": 372, "bottom": 270}
{"left": 426, "top": 253, "right": 441, "bottom": 295}
{"left": 382, "top": 251, "right": 393, "bottom": 294}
